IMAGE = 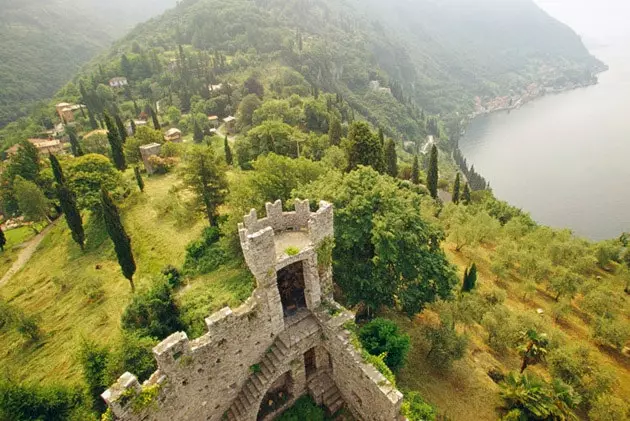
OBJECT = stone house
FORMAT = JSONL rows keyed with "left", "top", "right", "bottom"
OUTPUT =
{"left": 223, "top": 116, "right": 236, "bottom": 134}
{"left": 109, "top": 77, "right": 129, "bottom": 88}
{"left": 102, "top": 200, "right": 404, "bottom": 421}
{"left": 6, "top": 138, "right": 63, "bottom": 157}
{"left": 139, "top": 143, "right": 162, "bottom": 175}
{"left": 208, "top": 115, "right": 220, "bottom": 128}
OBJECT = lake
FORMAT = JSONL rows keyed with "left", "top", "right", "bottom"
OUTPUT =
{"left": 459, "top": 43, "right": 630, "bottom": 241}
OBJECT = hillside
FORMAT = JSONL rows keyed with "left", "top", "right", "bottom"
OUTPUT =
{"left": 0, "top": 0, "right": 177, "bottom": 127}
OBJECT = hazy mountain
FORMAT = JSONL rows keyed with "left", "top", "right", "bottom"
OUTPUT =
{"left": 0, "top": 0, "right": 178, "bottom": 127}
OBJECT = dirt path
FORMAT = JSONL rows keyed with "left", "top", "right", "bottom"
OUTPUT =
{"left": 0, "top": 220, "right": 58, "bottom": 287}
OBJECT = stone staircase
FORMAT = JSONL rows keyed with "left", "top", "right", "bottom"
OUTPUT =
{"left": 225, "top": 316, "right": 321, "bottom": 421}
{"left": 308, "top": 371, "right": 344, "bottom": 416}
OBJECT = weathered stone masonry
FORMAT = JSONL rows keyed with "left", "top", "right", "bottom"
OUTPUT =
{"left": 102, "top": 200, "right": 404, "bottom": 421}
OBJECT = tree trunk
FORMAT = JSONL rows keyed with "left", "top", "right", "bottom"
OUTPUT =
{"left": 128, "top": 278, "right": 136, "bottom": 293}
{"left": 520, "top": 358, "right": 528, "bottom": 374}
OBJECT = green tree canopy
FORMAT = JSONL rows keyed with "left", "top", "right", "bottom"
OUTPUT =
{"left": 359, "top": 318, "right": 411, "bottom": 372}
{"left": 65, "top": 154, "right": 124, "bottom": 211}
{"left": 14, "top": 176, "right": 50, "bottom": 228}
{"left": 346, "top": 121, "right": 384, "bottom": 173}
{"left": 427, "top": 144, "right": 438, "bottom": 199}
{"left": 295, "top": 166, "right": 457, "bottom": 316}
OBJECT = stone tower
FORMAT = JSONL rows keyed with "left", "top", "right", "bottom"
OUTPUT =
{"left": 102, "top": 200, "right": 403, "bottom": 421}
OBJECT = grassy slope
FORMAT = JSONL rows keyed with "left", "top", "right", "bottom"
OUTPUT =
{"left": 0, "top": 172, "right": 209, "bottom": 385}
{"left": 0, "top": 227, "right": 35, "bottom": 278}
{"left": 392, "top": 242, "right": 630, "bottom": 420}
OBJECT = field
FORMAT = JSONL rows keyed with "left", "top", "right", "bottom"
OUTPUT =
{"left": 0, "top": 171, "right": 252, "bottom": 385}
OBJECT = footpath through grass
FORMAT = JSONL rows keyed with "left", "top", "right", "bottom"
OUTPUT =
{"left": 0, "top": 172, "right": 221, "bottom": 385}
{"left": 0, "top": 226, "right": 35, "bottom": 279}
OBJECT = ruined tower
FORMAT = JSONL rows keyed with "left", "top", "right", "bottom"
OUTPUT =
{"left": 102, "top": 200, "right": 403, "bottom": 421}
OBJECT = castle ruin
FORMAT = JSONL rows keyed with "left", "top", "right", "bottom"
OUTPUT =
{"left": 102, "top": 200, "right": 404, "bottom": 421}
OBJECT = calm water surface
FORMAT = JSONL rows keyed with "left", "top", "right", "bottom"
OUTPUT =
{"left": 459, "top": 45, "right": 630, "bottom": 240}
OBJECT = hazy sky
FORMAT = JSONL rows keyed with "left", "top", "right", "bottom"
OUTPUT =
{"left": 535, "top": 0, "right": 630, "bottom": 45}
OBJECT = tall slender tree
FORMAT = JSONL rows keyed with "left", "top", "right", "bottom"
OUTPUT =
{"left": 130, "top": 119, "right": 137, "bottom": 136}
{"left": 224, "top": 135, "right": 233, "bottom": 165}
{"left": 0, "top": 227, "right": 6, "bottom": 252}
{"left": 411, "top": 155, "right": 420, "bottom": 185}
{"left": 346, "top": 121, "right": 384, "bottom": 173}
{"left": 427, "top": 144, "right": 439, "bottom": 199}
{"left": 328, "top": 117, "right": 342, "bottom": 146}
{"left": 49, "top": 154, "right": 85, "bottom": 250}
{"left": 115, "top": 114, "right": 128, "bottom": 143}
{"left": 462, "top": 263, "right": 477, "bottom": 292}
{"left": 452, "top": 173, "right": 461, "bottom": 204}
{"left": 134, "top": 167, "right": 144, "bottom": 193}
{"left": 66, "top": 126, "right": 84, "bottom": 157}
{"left": 462, "top": 183, "right": 471, "bottom": 205}
{"left": 384, "top": 139, "right": 398, "bottom": 178}
{"left": 104, "top": 112, "right": 127, "bottom": 171}
{"left": 101, "top": 188, "right": 136, "bottom": 291}
{"left": 378, "top": 127, "right": 385, "bottom": 146}
{"left": 149, "top": 105, "right": 161, "bottom": 130}
{"left": 193, "top": 120, "right": 204, "bottom": 143}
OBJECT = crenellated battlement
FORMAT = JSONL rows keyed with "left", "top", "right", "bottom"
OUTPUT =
{"left": 102, "top": 198, "right": 402, "bottom": 421}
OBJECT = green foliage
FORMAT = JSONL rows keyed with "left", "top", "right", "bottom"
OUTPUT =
{"left": 452, "top": 173, "right": 461, "bottom": 205}
{"left": 462, "top": 183, "right": 471, "bottom": 205}
{"left": 13, "top": 176, "right": 50, "bottom": 226}
{"left": 384, "top": 139, "right": 398, "bottom": 178}
{"left": 180, "top": 145, "right": 228, "bottom": 226}
{"left": 78, "top": 339, "right": 109, "bottom": 412}
{"left": 295, "top": 167, "right": 456, "bottom": 316}
{"left": 161, "top": 265, "right": 182, "bottom": 289}
{"left": 65, "top": 154, "right": 124, "bottom": 211}
{"left": 237, "top": 94, "right": 262, "bottom": 131}
{"left": 592, "top": 316, "right": 630, "bottom": 352}
{"left": 427, "top": 144, "right": 438, "bottom": 199}
{"left": 347, "top": 121, "right": 384, "bottom": 173}
{"left": 224, "top": 136, "right": 233, "bottom": 166}
{"left": 328, "top": 117, "right": 342, "bottom": 146}
{"left": 518, "top": 329, "right": 549, "bottom": 373}
{"left": 461, "top": 263, "right": 477, "bottom": 293}
{"left": 104, "top": 112, "right": 126, "bottom": 171}
{"left": 588, "top": 395, "right": 630, "bottom": 421}
{"left": 276, "top": 395, "right": 326, "bottom": 421}
{"left": 243, "top": 120, "right": 298, "bottom": 162}
{"left": 423, "top": 316, "right": 468, "bottom": 370}
{"left": 134, "top": 166, "right": 145, "bottom": 192}
{"left": 183, "top": 227, "right": 227, "bottom": 275}
{"left": 0, "top": 227, "right": 5, "bottom": 251}
{"left": 284, "top": 246, "right": 300, "bottom": 256}
{"left": 15, "top": 312, "right": 42, "bottom": 342}
{"left": 0, "top": 379, "right": 86, "bottom": 421}
{"left": 316, "top": 236, "right": 334, "bottom": 268}
{"left": 124, "top": 126, "right": 164, "bottom": 165}
{"left": 105, "top": 333, "right": 158, "bottom": 386}
{"left": 121, "top": 280, "right": 183, "bottom": 340}
{"left": 52, "top": 154, "right": 85, "bottom": 250}
{"left": 500, "top": 373, "right": 580, "bottom": 421}
{"left": 101, "top": 188, "right": 136, "bottom": 288}
{"left": 401, "top": 391, "right": 437, "bottom": 421}
{"left": 411, "top": 155, "right": 420, "bottom": 185}
{"left": 359, "top": 318, "right": 410, "bottom": 372}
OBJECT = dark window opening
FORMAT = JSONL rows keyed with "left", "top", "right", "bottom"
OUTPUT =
{"left": 277, "top": 261, "right": 307, "bottom": 317}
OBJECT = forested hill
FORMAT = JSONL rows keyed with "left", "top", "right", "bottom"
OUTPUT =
{"left": 0, "top": 0, "right": 177, "bottom": 127}
{"left": 0, "top": 0, "right": 602, "bottom": 149}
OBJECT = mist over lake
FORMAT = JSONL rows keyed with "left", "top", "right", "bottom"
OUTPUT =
{"left": 460, "top": 42, "right": 630, "bottom": 240}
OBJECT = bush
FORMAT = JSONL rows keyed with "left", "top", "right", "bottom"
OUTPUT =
{"left": 121, "top": 280, "right": 184, "bottom": 340}
{"left": 592, "top": 316, "right": 630, "bottom": 351}
{"left": 276, "top": 396, "right": 325, "bottom": 421}
{"left": 359, "top": 318, "right": 410, "bottom": 372}
{"left": 147, "top": 155, "right": 176, "bottom": 174}
{"left": 161, "top": 265, "right": 183, "bottom": 289}
{"left": 15, "top": 313, "right": 41, "bottom": 342}
{"left": 183, "top": 227, "right": 227, "bottom": 275}
{"left": 482, "top": 306, "right": 520, "bottom": 353}
{"left": 588, "top": 395, "right": 630, "bottom": 421}
{"left": 424, "top": 321, "right": 468, "bottom": 370}
{"left": 401, "top": 391, "right": 437, "bottom": 421}
{"left": 105, "top": 333, "right": 158, "bottom": 385}
{"left": 78, "top": 339, "right": 109, "bottom": 413}
{"left": 0, "top": 380, "right": 86, "bottom": 421}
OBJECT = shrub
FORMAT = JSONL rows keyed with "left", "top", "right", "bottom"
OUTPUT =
{"left": 588, "top": 395, "right": 630, "bottom": 421}
{"left": 482, "top": 306, "right": 520, "bottom": 353}
{"left": 121, "top": 280, "right": 184, "bottom": 340}
{"left": 401, "top": 391, "right": 436, "bottom": 421}
{"left": 276, "top": 396, "right": 325, "bottom": 421}
{"left": 592, "top": 316, "right": 630, "bottom": 351}
{"left": 0, "top": 380, "right": 86, "bottom": 421}
{"left": 105, "top": 333, "right": 158, "bottom": 385}
{"left": 161, "top": 265, "right": 183, "bottom": 289}
{"left": 424, "top": 321, "right": 468, "bottom": 370}
{"left": 183, "top": 227, "right": 227, "bottom": 275}
{"left": 359, "top": 318, "right": 410, "bottom": 372}
{"left": 16, "top": 313, "right": 41, "bottom": 342}
{"left": 284, "top": 246, "right": 300, "bottom": 256}
{"left": 78, "top": 339, "right": 109, "bottom": 413}
{"left": 147, "top": 155, "right": 176, "bottom": 174}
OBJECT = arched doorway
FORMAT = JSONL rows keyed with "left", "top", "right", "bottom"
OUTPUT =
{"left": 277, "top": 261, "right": 306, "bottom": 317}
{"left": 257, "top": 372, "right": 293, "bottom": 420}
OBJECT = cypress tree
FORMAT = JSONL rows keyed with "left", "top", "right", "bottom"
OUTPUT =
{"left": 427, "top": 144, "right": 439, "bottom": 199}
{"left": 462, "top": 263, "right": 478, "bottom": 293}
{"left": 130, "top": 119, "right": 137, "bottom": 136}
{"left": 346, "top": 121, "right": 384, "bottom": 173}
{"left": 115, "top": 114, "right": 128, "bottom": 143}
{"left": 104, "top": 112, "right": 127, "bottom": 171}
{"left": 452, "top": 173, "right": 461, "bottom": 204}
{"left": 0, "top": 227, "right": 6, "bottom": 252}
{"left": 384, "top": 139, "right": 398, "bottom": 178}
{"left": 134, "top": 167, "right": 145, "bottom": 193}
{"left": 193, "top": 120, "right": 204, "bottom": 143}
{"left": 462, "top": 183, "right": 471, "bottom": 205}
{"left": 87, "top": 108, "right": 98, "bottom": 130}
{"left": 101, "top": 188, "right": 136, "bottom": 291}
{"left": 67, "top": 128, "right": 84, "bottom": 157}
{"left": 378, "top": 127, "right": 385, "bottom": 146}
{"left": 411, "top": 155, "right": 420, "bottom": 184}
{"left": 224, "top": 135, "right": 233, "bottom": 165}
{"left": 328, "top": 117, "right": 342, "bottom": 146}
{"left": 149, "top": 106, "right": 161, "bottom": 130}
{"left": 49, "top": 154, "right": 85, "bottom": 250}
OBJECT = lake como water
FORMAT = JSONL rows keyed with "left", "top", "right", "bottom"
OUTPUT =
{"left": 459, "top": 44, "right": 630, "bottom": 241}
